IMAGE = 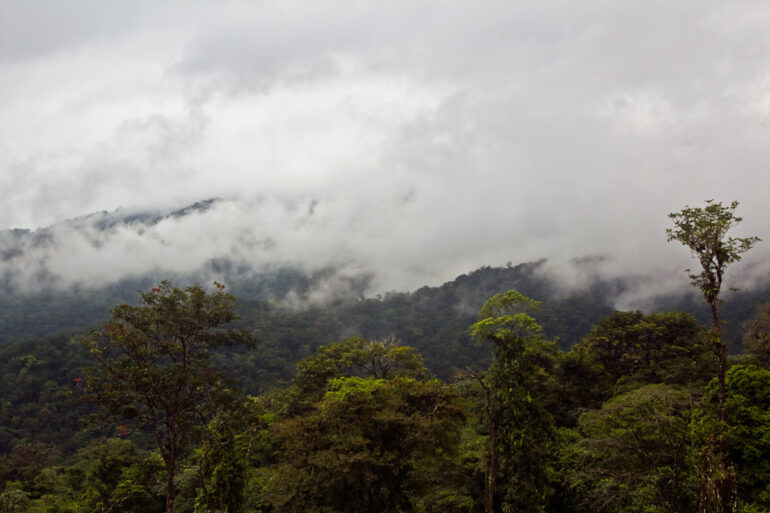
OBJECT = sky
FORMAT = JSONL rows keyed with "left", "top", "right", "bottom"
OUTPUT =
{"left": 0, "top": 2, "right": 768, "bottom": 303}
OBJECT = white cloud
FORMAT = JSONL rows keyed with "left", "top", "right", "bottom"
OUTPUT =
{"left": 0, "top": 2, "right": 768, "bottom": 301}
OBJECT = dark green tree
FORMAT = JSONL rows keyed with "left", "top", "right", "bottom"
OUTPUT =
{"left": 76, "top": 438, "right": 165, "bottom": 513}
{"left": 191, "top": 398, "right": 267, "bottom": 513}
{"left": 723, "top": 365, "right": 770, "bottom": 509}
{"left": 570, "top": 311, "right": 710, "bottom": 398}
{"left": 84, "top": 282, "right": 253, "bottom": 513}
{"left": 692, "top": 364, "right": 770, "bottom": 511}
{"left": 265, "top": 338, "right": 460, "bottom": 513}
{"left": 667, "top": 200, "right": 760, "bottom": 513}
{"left": 269, "top": 376, "right": 464, "bottom": 513}
{"left": 741, "top": 303, "right": 770, "bottom": 368}
{"left": 572, "top": 384, "right": 697, "bottom": 513}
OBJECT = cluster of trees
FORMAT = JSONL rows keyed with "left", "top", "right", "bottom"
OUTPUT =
{"left": 5, "top": 295, "right": 768, "bottom": 513}
{"left": 0, "top": 200, "right": 768, "bottom": 513}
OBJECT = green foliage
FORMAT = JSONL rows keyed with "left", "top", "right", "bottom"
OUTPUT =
{"left": 693, "top": 365, "right": 770, "bottom": 509}
{"left": 0, "top": 439, "right": 165, "bottom": 513}
{"left": 190, "top": 397, "right": 270, "bottom": 513}
{"left": 414, "top": 379, "right": 487, "bottom": 513}
{"left": 741, "top": 302, "right": 770, "bottom": 367}
{"left": 559, "top": 342, "right": 611, "bottom": 420}
{"left": 571, "top": 384, "right": 698, "bottom": 513}
{"left": 268, "top": 376, "right": 465, "bottom": 513}
{"left": 0, "top": 261, "right": 621, "bottom": 383}
{"left": 477, "top": 289, "right": 542, "bottom": 322}
{"left": 79, "top": 438, "right": 139, "bottom": 510}
{"left": 472, "top": 290, "right": 542, "bottom": 341}
{"left": 472, "top": 290, "right": 564, "bottom": 513}
{"left": 75, "top": 438, "right": 165, "bottom": 513}
{"left": 281, "top": 336, "right": 427, "bottom": 415}
{"left": 667, "top": 200, "right": 760, "bottom": 308}
{"left": 0, "top": 442, "right": 59, "bottom": 495}
{"left": 0, "top": 334, "right": 93, "bottom": 455}
{"left": 492, "top": 338, "right": 563, "bottom": 512}
{"left": 569, "top": 311, "right": 710, "bottom": 400}
{"left": 667, "top": 200, "right": 759, "bottom": 513}
{"left": 0, "top": 481, "right": 29, "bottom": 513}
{"left": 83, "top": 281, "right": 254, "bottom": 513}
{"left": 3, "top": 267, "right": 770, "bottom": 513}
{"left": 726, "top": 365, "right": 770, "bottom": 507}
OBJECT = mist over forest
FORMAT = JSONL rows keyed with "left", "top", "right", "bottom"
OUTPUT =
{"left": 1, "top": 3, "right": 768, "bottom": 300}
{"left": 1, "top": 3, "right": 769, "bottom": 513}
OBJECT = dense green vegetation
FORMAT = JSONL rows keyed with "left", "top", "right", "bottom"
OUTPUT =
{"left": 1, "top": 282, "right": 768, "bottom": 512}
{"left": 3, "top": 260, "right": 766, "bottom": 354}
{"left": 1, "top": 199, "right": 768, "bottom": 512}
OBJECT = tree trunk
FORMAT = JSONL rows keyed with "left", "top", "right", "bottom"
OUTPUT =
{"left": 165, "top": 456, "right": 176, "bottom": 513}
{"left": 708, "top": 298, "right": 737, "bottom": 513}
{"left": 484, "top": 385, "right": 495, "bottom": 513}
{"left": 711, "top": 299, "right": 726, "bottom": 427}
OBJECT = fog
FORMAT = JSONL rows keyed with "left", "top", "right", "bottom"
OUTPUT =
{"left": 1, "top": 2, "right": 768, "bottom": 303}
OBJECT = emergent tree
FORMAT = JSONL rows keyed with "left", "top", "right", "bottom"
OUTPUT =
{"left": 666, "top": 200, "right": 760, "bottom": 513}
{"left": 471, "top": 290, "right": 562, "bottom": 513}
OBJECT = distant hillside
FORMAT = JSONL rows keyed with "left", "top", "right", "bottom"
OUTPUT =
{"left": 2, "top": 258, "right": 767, "bottom": 389}
{"left": 0, "top": 259, "right": 767, "bottom": 459}
{"left": 1, "top": 201, "right": 768, "bottom": 382}
{"left": 227, "top": 260, "right": 617, "bottom": 385}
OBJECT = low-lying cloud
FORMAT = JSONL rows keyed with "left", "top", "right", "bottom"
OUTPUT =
{"left": 0, "top": 3, "right": 768, "bottom": 304}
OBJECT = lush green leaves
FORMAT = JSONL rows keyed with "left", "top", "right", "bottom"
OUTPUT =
{"left": 83, "top": 282, "right": 253, "bottom": 513}
{"left": 1, "top": 270, "right": 769, "bottom": 513}
{"left": 570, "top": 311, "right": 710, "bottom": 399}
{"left": 741, "top": 303, "right": 770, "bottom": 368}
{"left": 572, "top": 384, "right": 698, "bottom": 513}
{"left": 667, "top": 200, "right": 760, "bottom": 305}
{"left": 693, "top": 365, "right": 770, "bottom": 509}
{"left": 269, "top": 376, "right": 465, "bottom": 513}
{"left": 472, "top": 290, "right": 563, "bottom": 513}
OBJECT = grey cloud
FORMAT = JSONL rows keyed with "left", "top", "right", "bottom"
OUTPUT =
{"left": 0, "top": 2, "right": 768, "bottom": 305}
{"left": 0, "top": 3, "right": 144, "bottom": 63}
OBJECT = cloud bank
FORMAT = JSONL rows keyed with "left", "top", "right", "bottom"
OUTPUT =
{"left": 0, "top": 2, "right": 768, "bottom": 303}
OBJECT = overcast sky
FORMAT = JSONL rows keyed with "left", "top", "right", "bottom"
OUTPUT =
{"left": 0, "top": 2, "right": 768, "bottom": 301}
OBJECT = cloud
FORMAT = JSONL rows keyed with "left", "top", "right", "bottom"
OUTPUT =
{"left": 0, "top": 2, "right": 768, "bottom": 302}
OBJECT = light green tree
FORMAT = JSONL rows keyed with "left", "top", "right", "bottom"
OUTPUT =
{"left": 280, "top": 335, "right": 426, "bottom": 415}
{"left": 0, "top": 482, "right": 29, "bottom": 513}
{"left": 471, "top": 290, "right": 563, "bottom": 513}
